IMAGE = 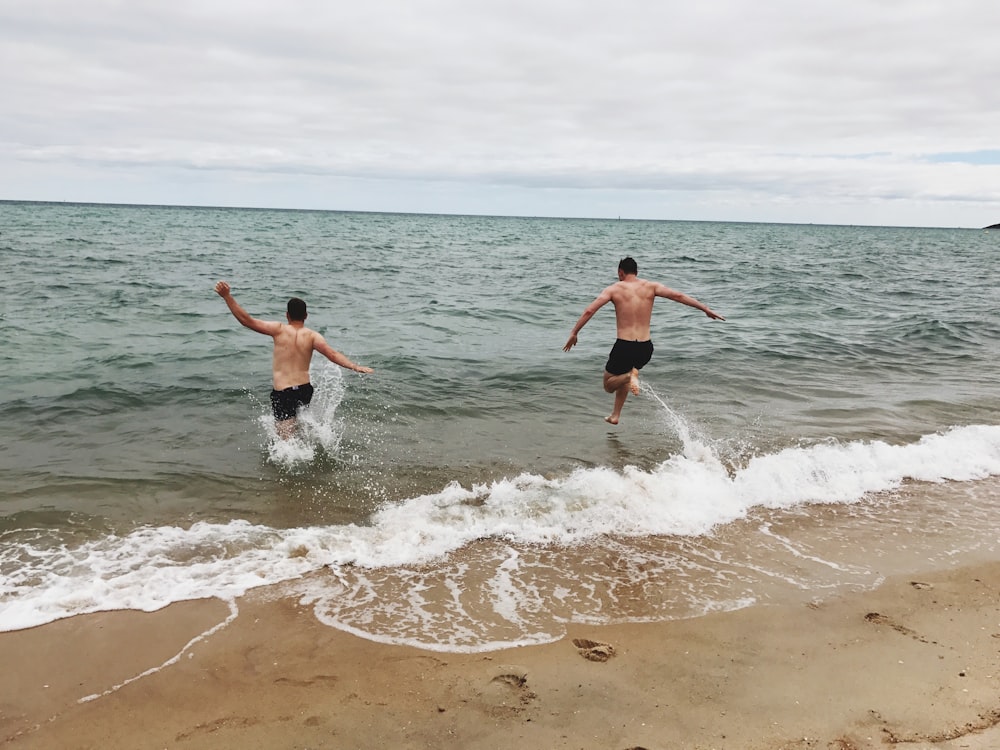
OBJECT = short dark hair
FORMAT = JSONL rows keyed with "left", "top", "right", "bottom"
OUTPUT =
{"left": 287, "top": 297, "right": 307, "bottom": 321}
{"left": 618, "top": 257, "right": 638, "bottom": 275}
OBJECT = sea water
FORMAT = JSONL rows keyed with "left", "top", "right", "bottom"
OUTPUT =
{"left": 2, "top": 201, "right": 999, "bottom": 650}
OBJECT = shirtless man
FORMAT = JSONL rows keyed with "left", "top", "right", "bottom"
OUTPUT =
{"left": 215, "top": 281, "right": 373, "bottom": 439}
{"left": 563, "top": 257, "right": 724, "bottom": 425}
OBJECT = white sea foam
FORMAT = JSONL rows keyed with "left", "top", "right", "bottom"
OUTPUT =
{"left": 2, "top": 422, "right": 1000, "bottom": 634}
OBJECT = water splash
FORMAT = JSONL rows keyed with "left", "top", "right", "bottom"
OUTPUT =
{"left": 643, "top": 383, "right": 719, "bottom": 464}
{"left": 263, "top": 364, "right": 347, "bottom": 469}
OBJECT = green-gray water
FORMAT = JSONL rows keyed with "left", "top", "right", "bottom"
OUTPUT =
{"left": 2, "top": 201, "right": 999, "bottom": 649}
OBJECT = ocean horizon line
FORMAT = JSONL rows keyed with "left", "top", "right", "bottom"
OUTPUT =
{"left": 0, "top": 197, "right": 972, "bottom": 231}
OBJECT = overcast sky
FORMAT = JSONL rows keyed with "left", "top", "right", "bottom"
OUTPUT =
{"left": 2, "top": 0, "right": 999, "bottom": 226}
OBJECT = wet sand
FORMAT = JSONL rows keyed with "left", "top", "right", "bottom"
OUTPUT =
{"left": 3, "top": 562, "right": 999, "bottom": 750}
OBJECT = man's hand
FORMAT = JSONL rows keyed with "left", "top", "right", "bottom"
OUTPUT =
{"left": 563, "top": 334, "right": 578, "bottom": 352}
{"left": 705, "top": 309, "right": 725, "bottom": 321}
{"left": 355, "top": 366, "right": 374, "bottom": 374}
{"left": 214, "top": 280, "right": 231, "bottom": 298}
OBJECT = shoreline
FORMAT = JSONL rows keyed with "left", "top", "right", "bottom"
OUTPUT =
{"left": 4, "top": 561, "right": 1000, "bottom": 749}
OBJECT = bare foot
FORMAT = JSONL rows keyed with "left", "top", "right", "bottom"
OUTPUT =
{"left": 605, "top": 415, "right": 619, "bottom": 425}
{"left": 629, "top": 368, "right": 640, "bottom": 396}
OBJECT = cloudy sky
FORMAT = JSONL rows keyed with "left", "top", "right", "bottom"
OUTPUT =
{"left": 2, "top": 0, "right": 999, "bottom": 226}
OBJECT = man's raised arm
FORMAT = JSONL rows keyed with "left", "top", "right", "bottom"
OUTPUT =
{"left": 214, "top": 281, "right": 281, "bottom": 335}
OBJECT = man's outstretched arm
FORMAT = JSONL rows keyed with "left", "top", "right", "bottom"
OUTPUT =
{"left": 655, "top": 284, "right": 725, "bottom": 321}
{"left": 563, "top": 289, "right": 612, "bottom": 351}
{"left": 214, "top": 281, "right": 281, "bottom": 335}
{"left": 314, "top": 336, "right": 373, "bottom": 374}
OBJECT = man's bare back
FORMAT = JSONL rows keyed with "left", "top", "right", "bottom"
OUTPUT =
{"left": 270, "top": 322, "right": 346, "bottom": 390}
{"left": 604, "top": 277, "right": 661, "bottom": 341}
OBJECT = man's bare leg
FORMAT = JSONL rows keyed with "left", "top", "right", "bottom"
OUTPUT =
{"left": 275, "top": 417, "right": 298, "bottom": 440}
{"left": 603, "top": 371, "right": 632, "bottom": 425}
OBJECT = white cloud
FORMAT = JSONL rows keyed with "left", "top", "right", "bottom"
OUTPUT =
{"left": 2, "top": 0, "right": 999, "bottom": 225}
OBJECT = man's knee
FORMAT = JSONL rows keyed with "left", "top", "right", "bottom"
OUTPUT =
{"left": 603, "top": 371, "right": 626, "bottom": 392}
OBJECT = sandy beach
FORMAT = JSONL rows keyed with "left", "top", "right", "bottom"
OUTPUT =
{"left": 3, "top": 561, "right": 999, "bottom": 750}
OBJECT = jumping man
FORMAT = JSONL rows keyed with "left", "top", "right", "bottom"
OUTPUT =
{"left": 563, "top": 257, "right": 724, "bottom": 425}
{"left": 215, "top": 281, "right": 373, "bottom": 439}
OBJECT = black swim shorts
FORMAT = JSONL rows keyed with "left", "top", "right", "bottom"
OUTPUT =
{"left": 270, "top": 383, "right": 314, "bottom": 421}
{"left": 605, "top": 339, "right": 654, "bottom": 376}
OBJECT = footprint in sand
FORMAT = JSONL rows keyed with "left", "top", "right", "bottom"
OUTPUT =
{"left": 486, "top": 666, "right": 536, "bottom": 712}
{"left": 490, "top": 671, "right": 528, "bottom": 689}
{"left": 864, "top": 612, "right": 935, "bottom": 645}
{"left": 572, "top": 638, "right": 616, "bottom": 662}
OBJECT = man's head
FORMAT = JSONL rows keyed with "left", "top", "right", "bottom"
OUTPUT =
{"left": 287, "top": 297, "right": 307, "bottom": 322}
{"left": 618, "top": 257, "right": 638, "bottom": 277}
